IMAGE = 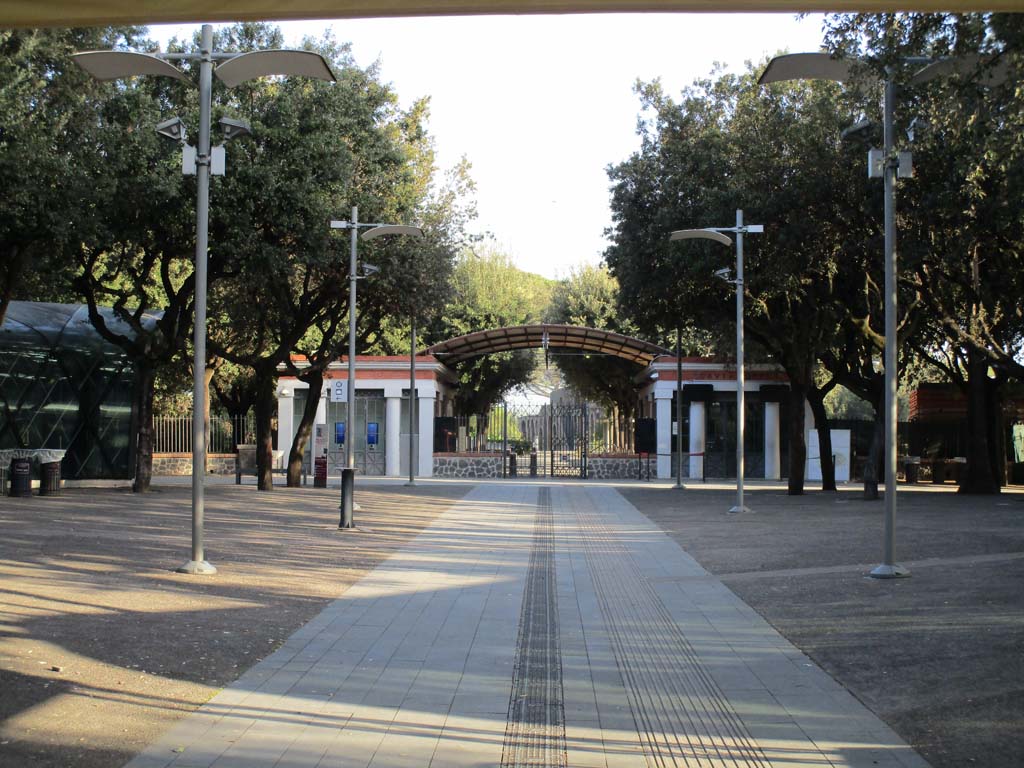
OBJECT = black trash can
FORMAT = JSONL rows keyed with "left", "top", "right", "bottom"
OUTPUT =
{"left": 10, "top": 458, "right": 32, "bottom": 498}
{"left": 40, "top": 461, "right": 61, "bottom": 496}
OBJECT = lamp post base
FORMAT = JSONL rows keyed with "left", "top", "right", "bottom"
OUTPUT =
{"left": 869, "top": 563, "right": 910, "bottom": 579}
{"left": 176, "top": 560, "right": 217, "bottom": 575}
{"left": 728, "top": 505, "right": 753, "bottom": 514}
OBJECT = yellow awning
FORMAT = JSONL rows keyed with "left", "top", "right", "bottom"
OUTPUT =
{"left": 3, "top": 0, "right": 1018, "bottom": 31}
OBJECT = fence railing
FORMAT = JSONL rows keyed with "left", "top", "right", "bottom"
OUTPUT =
{"left": 153, "top": 414, "right": 255, "bottom": 454}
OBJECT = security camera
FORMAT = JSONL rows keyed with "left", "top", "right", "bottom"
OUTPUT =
{"left": 155, "top": 116, "right": 186, "bottom": 143}
{"left": 361, "top": 262, "right": 381, "bottom": 276}
{"left": 714, "top": 267, "right": 733, "bottom": 281}
{"left": 219, "top": 117, "right": 252, "bottom": 141}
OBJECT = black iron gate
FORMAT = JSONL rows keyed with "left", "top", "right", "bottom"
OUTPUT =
{"left": 453, "top": 401, "right": 633, "bottom": 480}
{"left": 548, "top": 403, "right": 588, "bottom": 477}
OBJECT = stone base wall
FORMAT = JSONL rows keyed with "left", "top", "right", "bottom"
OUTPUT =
{"left": 433, "top": 454, "right": 503, "bottom": 479}
{"left": 588, "top": 456, "right": 648, "bottom": 480}
{"left": 153, "top": 454, "right": 237, "bottom": 476}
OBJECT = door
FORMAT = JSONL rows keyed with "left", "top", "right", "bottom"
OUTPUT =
{"left": 326, "top": 394, "right": 387, "bottom": 476}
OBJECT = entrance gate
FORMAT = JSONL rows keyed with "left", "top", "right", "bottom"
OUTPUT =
{"left": 483, "top": 401, "right": 633, "bottom": 480}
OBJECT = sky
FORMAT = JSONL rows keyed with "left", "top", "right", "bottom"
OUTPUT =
{"left": 153, "top": 13, "right": 828, "bottom": 279}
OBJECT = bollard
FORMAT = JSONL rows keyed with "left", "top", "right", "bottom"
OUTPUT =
{"left": 339, "top": 468, "right": 355, "bottom": 529}
{"left": 529, "top": 450, "right": 538, "bottom": 477}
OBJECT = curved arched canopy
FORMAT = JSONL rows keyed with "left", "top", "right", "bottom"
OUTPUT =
{"left": 424, "top": 324, "right": 671, "bottom": 366}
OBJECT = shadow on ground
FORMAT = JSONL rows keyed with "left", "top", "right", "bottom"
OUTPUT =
{"left": 0, "top": 482, "right": 470, "bottom": 768}
{"left": 622, "top": 484, "right": 1024, "bottom": 768}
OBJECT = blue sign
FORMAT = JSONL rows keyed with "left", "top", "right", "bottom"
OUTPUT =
{"left": 367, "top": 422, "right": 379, "bottom": 445}
{"left": 335, "top": 422, "right": 345, "bottom": 445}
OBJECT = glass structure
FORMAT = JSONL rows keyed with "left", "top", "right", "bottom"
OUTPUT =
{"left": 0, "top": 302, "right": 141, "bottom": 479}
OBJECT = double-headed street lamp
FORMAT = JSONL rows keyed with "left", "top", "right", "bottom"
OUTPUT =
{"left": 758, "top": 51, "right": 1008, "bottom": 579}
{"left": 670, "top": 210, "right": 763, "bottom": 514}
{"left": 74, "top": 25, "right": 335, "bottom": 576}
{"left": 330, "top": 210, "right": 422, "bottom": 527}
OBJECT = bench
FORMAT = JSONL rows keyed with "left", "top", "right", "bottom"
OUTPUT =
{"left": 234, "top": 445, "right": 306, "bottom": 485}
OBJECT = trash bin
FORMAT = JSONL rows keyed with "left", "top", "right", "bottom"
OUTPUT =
{"left": 904, "top": 458, "right": 920, "bottom": 484}
{"left": 10, "top": 458, "right": 32, "bottom": 498}
{"left": 39, "top": 461, "right": 61, "bottom": 496}
{"left": 508, "top": 452, "right": 517, "bottom": 477}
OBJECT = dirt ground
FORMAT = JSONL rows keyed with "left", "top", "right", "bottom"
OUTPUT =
{"left": 0, "top": 481, "right": 470, "bottom": 768}
{"left": 620, "top": 483, "right": 1024, "bottom": 768}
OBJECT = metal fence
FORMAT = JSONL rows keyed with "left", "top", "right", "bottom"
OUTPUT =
{"left": 154, "top": 413, "right": 255, "bottom": 454}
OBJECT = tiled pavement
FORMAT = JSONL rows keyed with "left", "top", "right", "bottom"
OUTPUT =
{"left": 126, "top": 483, "right": 929, "bottom": 768}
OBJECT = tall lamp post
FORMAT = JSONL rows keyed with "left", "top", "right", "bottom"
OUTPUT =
{"left": 758, "top": 52, "right": 1006, "bottom": 578}
{"left": 330, "top": 212, "right": 422, "bottom": 526}
{"left": 74, "top": 25, "right": 335, "bottom": 575}
{"left": 670, "top": 210, "right": 763, "bottom": 514}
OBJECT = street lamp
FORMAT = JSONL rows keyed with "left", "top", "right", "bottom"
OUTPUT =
{"left": 670, "top": 211, "right": 763, "bottom": 514}
{"left": 330, "top": 211, "right": 422, "bottom": 527}
{"left": 758, "top": 51, "right": 1007, "bottom": 579}
{"left": 74, "top": 25, "right": 335, "bottom": 576}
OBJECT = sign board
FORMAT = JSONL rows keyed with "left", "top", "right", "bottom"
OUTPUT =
{"left": 314, "top": 424, "right": 326, "bottom": 457}
{"left": 335, "top": 422, "right": 345, "bottom": 445}
{"left": 367, "top": 422, "right": 379, "bottom": 451}
{"left": 330, "top": 379, "right": 348, "bottom": 403}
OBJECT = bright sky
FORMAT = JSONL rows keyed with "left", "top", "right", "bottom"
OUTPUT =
{"left": 153, "top": 14, "right": 827, "bottom": 279}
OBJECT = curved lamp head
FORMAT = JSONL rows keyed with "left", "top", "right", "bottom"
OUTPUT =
{"left": 909, "top": 54, "right": 1011, "bottom": 87}
{"left": 361, "top": 225, "right": 424, "bottom": 241}
{"left": 758, "top": 52, "right": 857, "bottom": 85}
{"left": 669, "top": 229, "right": 733, "bottom": 247}
{"left": 72, "top": 51, "right": 191, "bottom": 83}
{"left": 214, "top": 49, "right": 336, "bottom": 88}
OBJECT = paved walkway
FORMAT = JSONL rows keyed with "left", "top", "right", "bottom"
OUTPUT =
{"left": 126, "top": 483, "right": 928, "bottom": 768}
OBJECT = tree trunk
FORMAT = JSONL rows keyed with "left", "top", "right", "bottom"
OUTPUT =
{"left": 787, "top": 384, "right": 807, "bottom": 495}
{"left": 990, "top": 382, "right": 1006, "bottom": 488}
{"left": 960, "top": 348, "right": 999, "bottom": 494}
{"left": 808, "top": 390, "right": 837, "bottom": 491}
{"left": 204, "top": 367, "right": 215, "bottom": 472}
{"left": 133, "top": 361, "right": 156, "bottom": 493}
{"left": 863, "top": 407, "right": 883, "bottom": 500}
{"left": 288, "top": 370, "right": 323, "bottom": 487}
{"left": 254, "top": 368, "right": 276, "bottom": 492}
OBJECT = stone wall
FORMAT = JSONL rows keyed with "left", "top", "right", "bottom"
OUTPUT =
{"left": 588, "top": 455, "right": 648, "bottom": 480}
{"left": 153, "top": 453, "right": 237, "bottom": 476}
{"left": 432, "top": 453, "right": 503, "bottom": 479}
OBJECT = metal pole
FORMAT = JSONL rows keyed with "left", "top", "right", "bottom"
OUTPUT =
{"left": 871, "top": 75, "right": 908, "bottom": 578}
{"left": 730, "top": 209, "right": 749, "bottom": 514}
{"left": 407, "top": 315, "right": 416, "bottom": 486}
{"left": 178, "top": 23, "right": 216, "bottom": 575}
{"left": 340, "top": 205, "right": 358, "bottom": 528}
{"left": 675, "top": 329, "right": 684, "bottom": 489}
{"left": 502, "top": 398, "right": 508, "bottom": 479}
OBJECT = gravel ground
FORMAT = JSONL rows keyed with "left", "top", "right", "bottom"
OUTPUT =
{"left": 620, "top": 483, "right": 1024, "bottom": 768}
{"left": 0, "top": 481, "right": 470, "bottom": 768}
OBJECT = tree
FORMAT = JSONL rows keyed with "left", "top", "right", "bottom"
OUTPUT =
{"left": 606, "top": 70, "right": 866, "bottom": 493}
{"left": 544, "top": 264, "right": 642, "bottom": 416}
{"left": 425, "top": 245, "right": 554, "bottom": 413}
{"left": 0, "top": 27, "right": 151, "bottom": 324}
{"left": 824, "top": 12, "right": 1024, "bottom": 493}
{"left": 205, "top": 25, "right": 459, "bottom": 489}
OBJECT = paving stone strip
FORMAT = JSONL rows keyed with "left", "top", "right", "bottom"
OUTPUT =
{"left": 501, "top": 486, "right": 569, "bottom": 767}
{"left": 569, "top": 488, "right": 770, "bottom": 767}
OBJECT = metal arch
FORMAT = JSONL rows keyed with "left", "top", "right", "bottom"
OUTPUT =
{"left": 422, "top": 324, "right": 672, "bottom": 365}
